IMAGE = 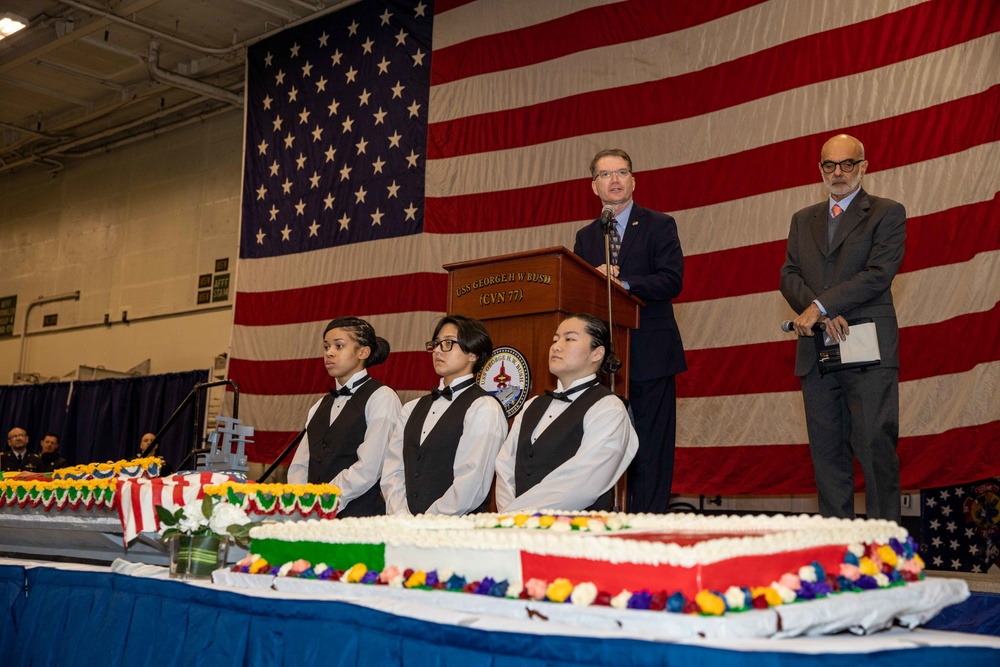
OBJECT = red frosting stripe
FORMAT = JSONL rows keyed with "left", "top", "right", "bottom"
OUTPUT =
{"left": 596, "top": 529, "right": 774, "bottom": 546}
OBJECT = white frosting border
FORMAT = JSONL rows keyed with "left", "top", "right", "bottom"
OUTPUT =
{"left": 249, "top": 511, "right": 910, "bottom": 568}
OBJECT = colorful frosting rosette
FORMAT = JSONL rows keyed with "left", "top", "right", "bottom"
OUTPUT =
{"left": 52, "top": 457, "right": 162, "bottom": 481}
{"left": 116, "top": 459, "right": 160, "bottom": 479}
{"left": 476, "top": 511, "right": 627, "bottom": 532}
{"left": 204, "top": 482, "right": 340, "bottom": 519}
{"left": 234, "top": 537, "right": 925, "bottom": 617}
{"left": 0, "top": 478, "right": 118, "bottom": 511}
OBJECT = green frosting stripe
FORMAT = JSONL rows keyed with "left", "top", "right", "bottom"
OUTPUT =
{"left": 253, "top": 539, "right": 385, "bottom": 571}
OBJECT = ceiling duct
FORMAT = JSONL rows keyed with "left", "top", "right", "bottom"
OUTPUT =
{"left": 147, "top": 41, "right": 243, "bottom": 108}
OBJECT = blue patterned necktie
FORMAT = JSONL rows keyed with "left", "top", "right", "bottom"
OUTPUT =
{"left": 609, "top": 223, "right": 621, "bottom": 266}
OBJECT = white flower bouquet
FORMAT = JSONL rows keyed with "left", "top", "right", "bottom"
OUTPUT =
{"left": 156, "top": 496, "right": 259, "bottom": 578}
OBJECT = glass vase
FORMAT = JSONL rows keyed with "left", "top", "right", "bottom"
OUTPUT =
{"left": 168, "top": 534, "right": 228, "bottom": 579}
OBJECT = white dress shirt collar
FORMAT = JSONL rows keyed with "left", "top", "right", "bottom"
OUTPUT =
{"left": 335, "top": 369, "right": 370, "bottom": 392}
{"left": 555, "top": 373, "right": 598, "bottom": 396}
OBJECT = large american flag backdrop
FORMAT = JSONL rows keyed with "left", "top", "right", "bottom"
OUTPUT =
{"left": 230, "top": 0, "right": 1000, "bottom": 495}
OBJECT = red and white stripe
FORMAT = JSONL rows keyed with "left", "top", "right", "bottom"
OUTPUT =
{"left": 229, "top": 0, "right": 1000, "bottom": 494}
{"left": 116, "top": 472, "right": 237, "bottom": 545}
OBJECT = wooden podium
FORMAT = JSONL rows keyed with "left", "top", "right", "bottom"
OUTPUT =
{"left": 443, "top": 247, "right": 642, "bottom": 399}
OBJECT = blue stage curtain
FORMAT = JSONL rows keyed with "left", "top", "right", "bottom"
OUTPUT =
{"left": 9, "top": 566, "right": 1000, "bottom": 667}
{"left": 0, "top": 382, "right": 72, "bottom": 456}
{"left": 61, "top": 370, "right": 208, "bottom": 468}
{"left": 0, "top": 565, "right": 25, "bottom": 664}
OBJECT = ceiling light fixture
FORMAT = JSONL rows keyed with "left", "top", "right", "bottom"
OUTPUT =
{"left": 0, "top": 14, "right": 28, "bottom": 40}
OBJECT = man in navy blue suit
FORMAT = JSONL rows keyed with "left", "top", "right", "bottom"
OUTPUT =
{"left": 573, "top": 149, "right": 686, "bottom": 514}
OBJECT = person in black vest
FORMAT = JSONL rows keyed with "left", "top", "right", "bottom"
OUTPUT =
{"left": 1, "top": 427, "right": 41, "bottom": 473}
{"left": 382, "top": 315, "right": 508, "bottom": 515}
{"left": 494, "top": 314, "right": 638, "bottom": 512}
{"left": 36, "top": 433, "right": 69, "bottom": 473}
{"left": 287, "top": 317, "right": 402, "bottom": 517}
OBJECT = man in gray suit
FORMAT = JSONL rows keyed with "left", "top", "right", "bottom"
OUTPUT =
{"left": 780, "top": 134, "right": 906, "bottom": 523}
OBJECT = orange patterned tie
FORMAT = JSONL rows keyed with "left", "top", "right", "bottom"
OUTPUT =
{"left": 831, "top": 204, "right": 843, "bottom": 217}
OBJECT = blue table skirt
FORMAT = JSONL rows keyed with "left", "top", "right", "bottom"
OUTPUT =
{"left": 1, "top": 564, "right": 24, "bottom": 663}
{"left": 3, "top": 564, "right": 999, "bottom": 667}
{"left": 923, "top": 591, "right": 1000, "bottom": 636}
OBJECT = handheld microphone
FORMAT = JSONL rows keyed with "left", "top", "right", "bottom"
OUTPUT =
{"left": 600, "top": 205, "right": 615, "bottom": 232}
{"left": 781, "top": 321, "right": 827, "bottom": 333}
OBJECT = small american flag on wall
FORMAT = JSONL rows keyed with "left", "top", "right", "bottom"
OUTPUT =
{"left": 921, "top": 478, "right": 1000, "bottom": 574}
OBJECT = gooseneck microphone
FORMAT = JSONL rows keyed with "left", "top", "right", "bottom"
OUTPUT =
{"left": 599, "top": 203, "right": 618, "bottom": 392}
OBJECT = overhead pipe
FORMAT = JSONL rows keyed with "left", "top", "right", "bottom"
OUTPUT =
{"left": 0, "top": 92, "right": 141, "bottom": 156}
{"left": 70, "top": 105, "right": 236, "bottom": 157}
{"left": 230, "top": 0, "right": 301, "bottom": 22}
{"left": 0, "top": 94, "right": 227, "bottom": 174}
{"left": 0, "top": 121, "right": 62, "bottom": 141}
{"left": 36, "top": 157, "right": 65, "bottom": 175}
{"left": 18, "top": 291, "right": 81, "bottom": 375}
{"left": 58, "top": 0, "right": 244, "bottom": 56}
{"left": 59, "top": 0, "right": 360, "bottom": 56}
{"left": 79, "top": 35, "right": 146, "bottom": 61}
{"left": 5, "top": 0, "right": 359, "bottom": 172}
{"left": 287, "top": 0, "right": 326, "bottom": 10}
{"left": 148, "top": 41, "right": 244, "bottom": 107}
{"left": 32, "top": 57, "right": 131, "bottom": 91}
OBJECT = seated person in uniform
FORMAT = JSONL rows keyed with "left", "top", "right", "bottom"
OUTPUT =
{"left": 382, "top": 315, "right": 508, "bottom": 515}
{"left": 495, "top": 314, "right": 638, "bottom": 512}
{"left": 36, "top": 433, "right": 69, "bottom": 473}
{"left": 1, "top": 427, "right": 41, "bottom": 473}
{"left": 287, "top": 317, "right": 401, "bottom": 517}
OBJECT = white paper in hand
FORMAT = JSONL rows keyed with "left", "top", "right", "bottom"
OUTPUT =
{"left": 839, "top": 322, "right": 881, "bottom": 364}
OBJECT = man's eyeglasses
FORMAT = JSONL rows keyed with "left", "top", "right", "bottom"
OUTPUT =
{"left": 425, "top": 339, "right": 458, "bottom": 352}
{"left": 820, "top": 159, "right": 864, "bottom": 174}
{"left": 8, "top": 434, "right": 26, "bottom": 440}
{"left": 593, "top": 169, "right": 631, "bottom": 181}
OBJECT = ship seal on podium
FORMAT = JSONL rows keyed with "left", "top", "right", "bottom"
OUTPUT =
{"left": 477, "top": 346, "right": 530, "bottom": 418}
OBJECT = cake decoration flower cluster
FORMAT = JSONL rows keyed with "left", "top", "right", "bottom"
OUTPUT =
{"left": 475, "top": 512, "right": 627, "bottom": 531}
{"left": 0, "top": 478, "right": 118, "bottom": 510}
{"left": 204, "top": 482, "right": 340, "bottom": 518}
{"left": 231, "top": 537, "right": 923, "bottom": 616}
{"left": 52, "top": 456, "right": 163, "bottom": 480}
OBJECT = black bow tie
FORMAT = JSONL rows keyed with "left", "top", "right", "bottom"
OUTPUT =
{"left": 431, "top": 378, "right": 476, "bottom": 401}
{"left": 331, "top": 375, "right": 370, "bottom": 398}
{"left": 545, "top": 379, "right": 600, "bottom": 403}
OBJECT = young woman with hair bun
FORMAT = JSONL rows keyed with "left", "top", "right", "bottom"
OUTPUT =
{"left": 287, "top": 316, "right": 401, "bottom": 517}
{"left": 494, "top": 313, "right": 637, "bottom": 513}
